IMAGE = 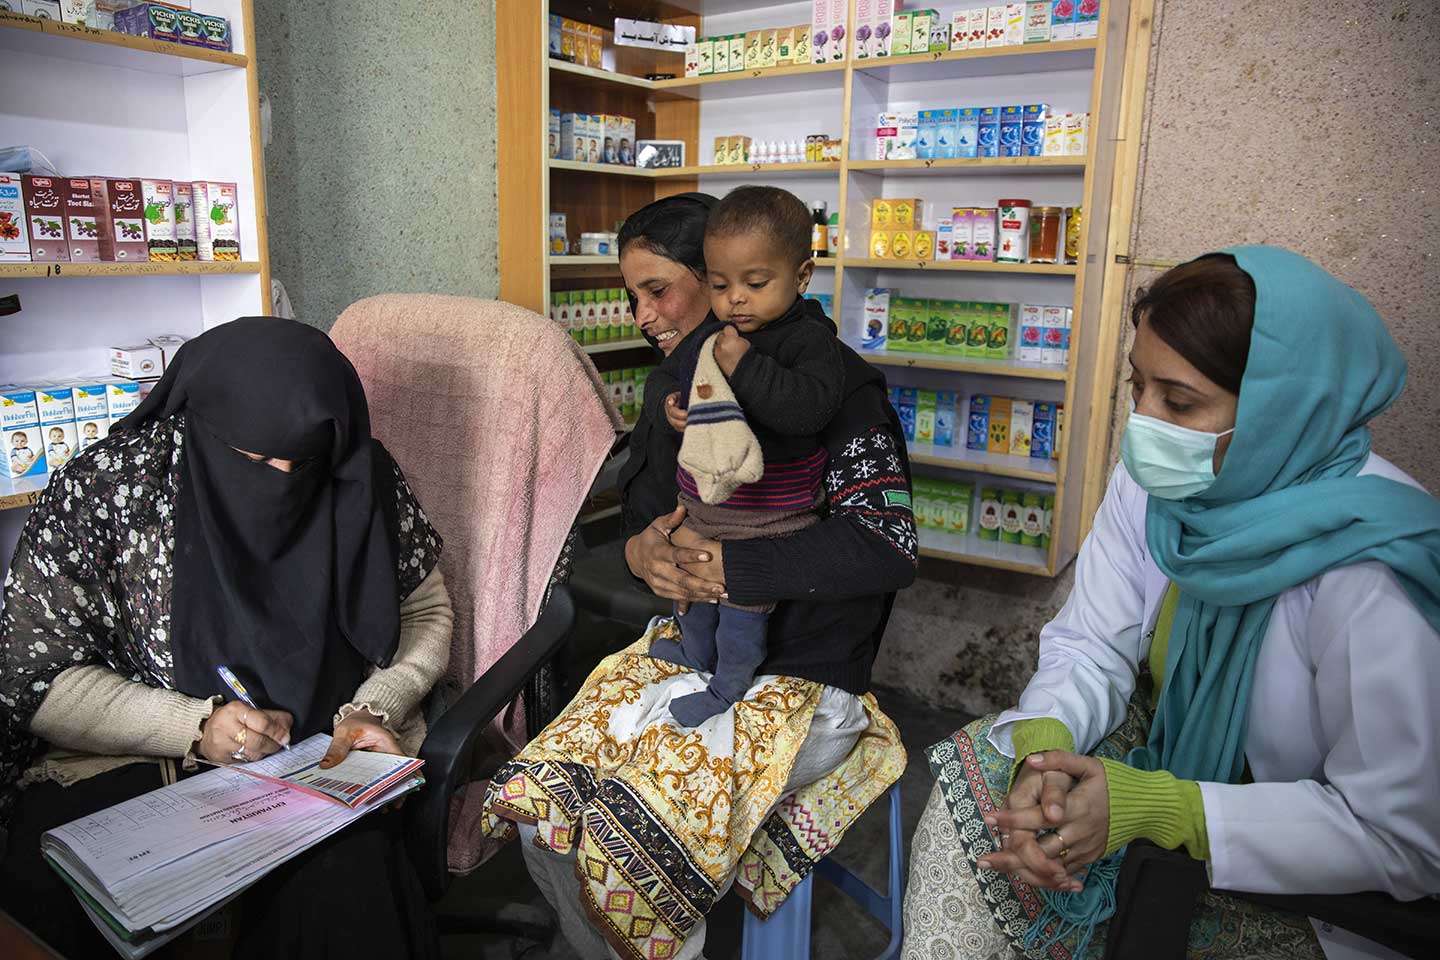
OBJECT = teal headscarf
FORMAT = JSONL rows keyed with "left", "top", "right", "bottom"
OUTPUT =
{"left": 1028, "top": 246, "right": 1440, "bottom": 954}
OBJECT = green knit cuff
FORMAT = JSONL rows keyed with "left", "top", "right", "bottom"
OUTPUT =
{"left": 1008, "top": 718, "right": 1076, "bottom": 786}
{"left": 1098, "top": 758, "right": 1210, "bottom": 860}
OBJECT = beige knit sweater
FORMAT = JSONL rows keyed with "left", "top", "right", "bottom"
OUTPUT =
{"left": 22, "top": 567, "right": 454, "bottom": 788}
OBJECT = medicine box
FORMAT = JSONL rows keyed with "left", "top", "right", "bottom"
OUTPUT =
{"left": 971, "top": 207, "right": 998, "bottom": 260}
{"left": 746, "top": 29, "right": 763, "bottom": 68}
{"left": 548, "top": 110, "right": 561, "bottom": 159}
{"left": 956, "top": 108, "right": 979, "bottom": 158}
{"left": 41, "top": 418, "right": 77, "bottom": 471}
{"left": 172, "top": 181, "right": 197, "bottom": 260}
{"left": 896, "top": 387, "right": 918, "bottom": 442}
{"left": 684, "top": 40, "right": 700, "bottom": 77}
{"left": 967, "top": 394, "right": 992, "bottom": 451}
{"left": 0, "top": 173, "right": 31, "bottom": 262}
{"left": 916, "top": 110, "right": 937, "bottom": 160}
{"left": 934, "top": 391, "right": 956, "bottom": 447}
{"left": 21, "top": 175, "right": 68, "bottom": 263}
{"left": 713, "top": 34, "right": 730, "bottom": 72}
{"left": 1018, "top": 303, "right": 1045, "bottom": 362}
{"left": 915, "top": 390, "right": 936, "bottom": 444}
{"left": 60, "top": 177, "right": 100, "bottom": 262}
{"left": 560, "top": 113, "right": 583, "bottom": 162}
{"left": 891, "top": 11, "right": 912, "bottom": 55}
{"left": 935, "top": 108, "right": 959, "bottom": 159}
{"left": 111, "top": 343, "right": 166, "bottom": 380}
{"left": 986, "top": 396, "right": 1013, "bottom": 453}
{"left": 1051, "top": 0, "right": 1076, "bottom": 40}
{"left": 862, "top": 287, "right": 892, "bottom": 350}
{"left": 1064, "top": 112, "right": 1089, "bottom": 156}
{"left": 1010, "top": 399, "right": 1034, "bottom": 457}
{"left": 175, "top": 10, "right": 207, "bottom": 46}
{"left": 761, "top": 28, "right": 778, "bottom": 67}
{"left": 2, "top": 387, "right": 45, "bottom": 480}
{"left": 1032, "top": 402, "right": 1057, "bottom": 460}
{"left": 113, "top": 3, "right": 182, "bottom": 42}
{"left": 1005, "top": 2, "right": 1027, "bottom": 44}
{"left": 730, "top": 34, "right": 745, "bottom": 71}
{"left": 1075, "top": 0, "right": 1099, "bottom": 38}
{"left": 21, "top": 1, "right": 62, "bottom": 18}
{"left": 192, "top": 181, "right": 241, "bottom": 261}
{"left": 71, "top": 380, "right": 109, "bottom": 449}
{"left": 950, "top": 11, "right": 969, "bottom": 50}
{"left": 1025, "top": 1, "right": 1052, "bottom": 42}
{"left": 1043, "top": 114, "right": 1066, "bottom": 156}
{"left": 792, "top": 25, "right": 810, "bottom": 63}
{"left": 141, "top": 179, "right": 178, "bottom": 261}
{"left": 872, "top": 0, "right": 897, "bottom": 57}
{"left": 986, "top": 6, "right": 1007, "bottom": 47}
{"left": 910, "top": 9, "right": 932, "bottom": 55}
{"left": 199, "top": 13, "right": 230, "bottom": 51}
{"left": 826, "top": 0, "right": 848, "bottom": 62}
{"left": 696, "top": 38, "right": 713, "bottom": 75}
{"left": 1022, "top": 104, "right": 1047, "bottom": 156}
{"left": 977, "top": 107, "right": 1000, "bottom": 157}
{"left": 999, "top": 105, "right": 1024, "bottom": 157}
{"left": 548, "top": 13, "right": 562, "bottom": 56}
{"left": 778, "top": 26, "right": 795, "bottom": 61}
{"left": 93, "top": 178, "right": 148, "bottom": 263}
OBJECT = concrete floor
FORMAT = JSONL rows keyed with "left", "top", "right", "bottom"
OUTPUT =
{"left": 436, "top": 684, "right": 967, "bottom": 960}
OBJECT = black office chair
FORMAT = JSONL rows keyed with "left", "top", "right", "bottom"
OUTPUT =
{"left": 403, "top": 526, "right": 579, "bottom": 946}
{"left": 1102, "top": 842, "right": 1440, "bottom": 959}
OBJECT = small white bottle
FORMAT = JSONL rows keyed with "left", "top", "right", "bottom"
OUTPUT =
{"left": 789, "top": 139, "right": 802, "bottom": 163}
{"left": 753, "top": 140, "right": 768, "bottom": 164}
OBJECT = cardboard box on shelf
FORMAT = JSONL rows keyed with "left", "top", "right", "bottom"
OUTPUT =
{"left": 92, "top": 178, "right": 147, "bottom": 263}
{"left": 192, "top": 181, "right": 241, "bottom": 261}
{"left": 20, "top": 175, "right": 68, "bottom": 263}
{"left": 0, "top": 172, "right": 31, "bottom": 263}
{"left": 140, "top": 178, "right": 178, "bottom": 261}
{"left": 60, "top": 178, "right": 100, "bottom": 262}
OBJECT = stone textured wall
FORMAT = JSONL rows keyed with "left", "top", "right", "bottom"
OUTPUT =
{"left": 874, "top": 0, "right": 1440, "bottom": 715}
{"left": 253, "top": 0, "right": 499, "bottom": 330}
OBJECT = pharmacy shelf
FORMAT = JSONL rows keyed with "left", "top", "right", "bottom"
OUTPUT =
{"left": 908, "top": 443, "right": 1058, "bottom": 483}
{"left": 853, "top": 38, "right": 1098, "bottom": 82}
{"left": 672, "top": 161, "right": 841, "bottom": 177}
{"left": 847, "top": 157, "right": 1086, "bottom": 176}
{"left": 855, "top": 347, "right": 1068, "bottom": 382}
{"left": 585, "top": 339, "right": 651, "bottom": 355}
{"left": 549, "top": 57, "right": 659, "bottom": 93}
{"left": 549, "top": 255, "right": 622, "bottom": 279}
{"left": 549, "top": 159, "right": 656, "bottom": 179}
{"left": 0, "top": 10, "right": 247, "bottom": 75}
{"left": 549, "top": 159, "right": 842, "bottom": 179}
{"left": 0, "top": 261, "right": 263, "bottom": 279}
{"left": 650, "top": 58, "right": 847, "bottom": 97}
{"left": 917, "top": 526, "right": 1050, "bottom": 575}
{"left": 813, "top": 256, "right": 837, "bottom": 267}
{"left": 843, "top": 258, "right": 1077, "bottom": 275}
{"left": 0, "top": 475, "right": 45, "bottom": 513}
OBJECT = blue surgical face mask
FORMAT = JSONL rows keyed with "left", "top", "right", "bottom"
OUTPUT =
{"left": 1120, "top": 402, "right": 1236, "bottom": 500}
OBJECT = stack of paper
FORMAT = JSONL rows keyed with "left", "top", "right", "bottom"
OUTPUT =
{"left": 41, "top": 735, "right": 423, "bottom": 958}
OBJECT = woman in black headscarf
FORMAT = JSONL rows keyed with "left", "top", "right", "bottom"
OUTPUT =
{"left": 0, "top": 318, "right": 451, "bottom": 958}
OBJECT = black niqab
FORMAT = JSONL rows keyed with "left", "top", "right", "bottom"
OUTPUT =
{"left": 116, "top": 318, "right": 401, "bottom": 738}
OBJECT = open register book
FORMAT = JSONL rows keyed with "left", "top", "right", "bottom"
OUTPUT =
{"left": 40, "top": 734, "right": 424, "bottom": 959}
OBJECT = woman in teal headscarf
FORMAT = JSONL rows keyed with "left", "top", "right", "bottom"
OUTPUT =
{"left": 901, "top": 247, "right": 1440, "bottom": 960}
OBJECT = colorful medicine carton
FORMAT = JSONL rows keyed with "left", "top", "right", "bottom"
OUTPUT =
{"left": 0, "top": 173, "right": 31, "bottom": 263}
{"left": 192, "top": 181, "right": 241, "bottom": 261}
{"left": 948, "top": 483, "right": 973, "bottom": 534}
{"left": 986, "top": 6, "right": 1007, "bottom": 47}
{"left": 999, "top": 104, "right": 1024, "bottom": 157}
{"left": 35, "top": 384, "right": 75, "bottom": 470}
{"left": 1031, "top": 402, "right": 1057, "bottom": 460}
{"left": 730, "top": 33, "right": 746, "bottom": 71}
{"left": 174, "top": 10, "right": 207, "bottom": 46}
{"left": 1000, "top": 490, "right": 1024, "bottom": 543}
{"left": 910, "top": 8, "right": 933, "bottom": 54}
{"left": 1051, "top": 0, "right": 1077, "bottom": 40}
{"left": 987, "top": 396, "right": 1013, "bottom": 453}
{"left": 915, "top": 390, "right": 937, "bottom": 444}
{"left": 92, "top": 179, "right": 147, "bottom": 262}
{"left": 970, "top": 207, "right": 998, "bottom": 260}
{"left": 1043, "top": 113, "right": 1066, "bottom": 156}
{"left": 20, "top": 175, "right": 68, "bottom": 262}
{"left": 1022, "top": 104, "right": 1048, "bottom": 156}
{"left": 3, "top": 386, "right": 45, "bottom": 480}
{"left": 862, "top": 287, "right": 892, "bottom": 350}
{"left": 916, "top": 109, "right": 937, "bottom": 160}
{"left": 57, "top": 178, "right": 99, "bottom": 262}
{"left": 1018, "top": 303, "right": 1045, "bottom": 362}
{"left": 1075, "top": 0, "right": 1099, "bottom": 38}
{"left": 950, "top": 10, "right": 970, "bottom": 50}
{"left": 1010, "top": 399, "right": 1034, "bottom": 457}
{"left": 891, "top": 11, "right": 912, "bottom": 55}
{"left": 71, "top": 380, "right": 110, "bottom": 450}
{"left": 935, "top": 391, "right": 957, "bottom": 447}
{"left": 977, "top": 106, "right": 1000, "bottom": 157}
{"left": 988, "top": 302, "right": 1013, "bottom": 360}
{"left": 792, "top": 25, "right": 811, "bottom": 63}
{"left": 977, "top": 487, "right": 1003, "bottom": 540}
{"left": 1025, "top": 1, "right": 1052, "bottom": 42}
{"left": 955, "top": 107, "right": 980, "bottom": 158}
{"left": 1021, "top": 493, "right": 1045, "bottom": 547}
{"left": 946, "top": 300, "right": 970, "bottom": 351}
{"left": 140, "top": 179, "right": 177, "bottom": 261}
{"left": 967, "top": 8, "right": 989, "bottom": 46}
{"left": 1064, "top": 112, "right": 1089, "bottom": 156}
{"left": 1042, "top": 304, "right": 1068, "bottom": 366}
{"left": 936, "top": 219, "right": 954, "bottom": 260}
{"left": 967, "top": 394, "right": 992, "bottom": 451}
{"left": 113, "top": 3, "right": 182, "bottom": 42}
{"left": 934, "top": 108, "right": 959, "bottom": 159}
{"left": 761, "top": 28, "right": 779, "bottom": 67}
{"left": 965, "top": 302, "right": 991, "bottom": 357}
{"left": 1005, "top": 2, "right": 1027, "bottom": 44}
{"left": 896, "top": 387, "right": 918, "bottom": 442}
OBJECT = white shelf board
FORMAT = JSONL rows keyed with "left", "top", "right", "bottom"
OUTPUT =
{"left": 848, "top": 158, "right": 1087, "bottom": 177}
{"left": 907, "top": 442, "right": 1058, "bottom": 482}
{"left": 0, "top": 261, "right": 262, "bottom": 278}
{"left": 0, "top": 474, "right": 45, "bottom": 513}
{"left": 0, "top": 10, "right": 247, "bottom": 75}
{"left": 917, "top": 526, "right": 1051, "bottom": 574}
{"left": 854, "top": 40, "right": 1097, "bottom": 83}
{"left": 852, "top": 346, "right": 1068, "bottom": 382}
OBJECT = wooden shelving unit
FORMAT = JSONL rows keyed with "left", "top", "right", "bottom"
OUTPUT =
{"left": 0, "top": 0, "right": 269, "bottom": 531}
{"left": 501, "top": 0, "right": 1136, "bottom": 575}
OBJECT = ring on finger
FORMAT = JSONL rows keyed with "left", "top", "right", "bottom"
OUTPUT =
{"left": 231, "top": 748, "right": 248, "bottom": 762}
{"left": 233, "top": 727, "right": 247, "bottom": 747}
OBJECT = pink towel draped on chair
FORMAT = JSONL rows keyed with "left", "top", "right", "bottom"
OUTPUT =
{"left": 331, "top": 294, "right": 622, "bottom": 872}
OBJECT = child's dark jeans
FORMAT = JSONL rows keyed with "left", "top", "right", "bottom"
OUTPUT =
{"left": 649, "top": 602, "right": 769, "bottom": 726}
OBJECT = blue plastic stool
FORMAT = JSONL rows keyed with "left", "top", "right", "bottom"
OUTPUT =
{"left": 741, "top": 783, "right": 904, "bottom": 960}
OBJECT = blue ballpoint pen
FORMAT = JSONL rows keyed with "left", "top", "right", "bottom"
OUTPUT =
{"left": 216, "top": 665, "right": 289, "bottom": 750}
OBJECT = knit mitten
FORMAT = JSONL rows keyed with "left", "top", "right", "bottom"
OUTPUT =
{"left": 677, "top": 332, "right": 763, "bottom": 505}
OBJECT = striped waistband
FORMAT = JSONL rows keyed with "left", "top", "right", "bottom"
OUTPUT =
{"left": 677, "top": 447, "right": 828, "bottom": 510}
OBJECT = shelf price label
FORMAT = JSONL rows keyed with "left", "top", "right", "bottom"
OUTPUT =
{"left": 0, "top": 10, "right": 42, "bottom": 30}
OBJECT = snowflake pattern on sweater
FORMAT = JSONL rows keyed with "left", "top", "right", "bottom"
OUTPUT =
{"left": 827, "top": 426, "right": 917, "bottom": 562}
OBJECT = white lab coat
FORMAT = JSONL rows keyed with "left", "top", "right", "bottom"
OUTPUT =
{"left": 991, "top": 456, "right": 1440, "bottom": 960}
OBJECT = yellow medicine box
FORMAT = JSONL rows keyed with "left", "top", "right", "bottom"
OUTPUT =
{"left": 871, "top": 199, "right": 892, "bottom": 228}
{"left": 890, "top": 197, "right": 920, "bottom": 229}
{"left": 870, "top": 230, "right": 891, "bottom": 259}
{"left": 890, "top": 230, "right": 913, "bottom": 259}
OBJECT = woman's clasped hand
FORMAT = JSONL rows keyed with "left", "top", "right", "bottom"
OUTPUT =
{"left": 196, "top": 700, "right": 293, "bottom": 765}
{"left": 979, "top": 751, "right": 1111, "bottom": 893}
